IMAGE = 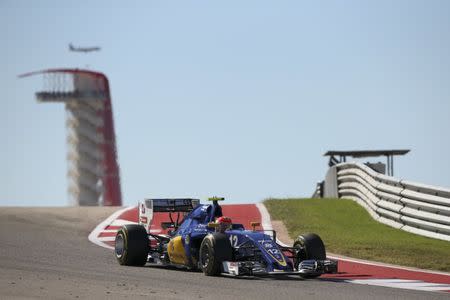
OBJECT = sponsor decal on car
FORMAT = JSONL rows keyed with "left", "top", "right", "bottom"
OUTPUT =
{"left": 259, "top": 240, "right": 287, "bottom": 267}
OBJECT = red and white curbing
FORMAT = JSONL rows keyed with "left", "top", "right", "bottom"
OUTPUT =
{"left": 88, "top": 203, "right": 450, "bottom": 293}
{"left": 88, "top": 206, "right": 136, "bottom": 250}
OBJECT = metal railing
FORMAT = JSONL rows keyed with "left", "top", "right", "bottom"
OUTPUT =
{"left": 323, "top": 162, "right": 450, "bottom": 242}
{"left": 311, "top": 181, "right": 324, "bottom": 198}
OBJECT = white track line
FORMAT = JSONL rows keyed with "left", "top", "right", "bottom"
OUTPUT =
{"left": 255, "top": 202, "right": 273, "bottom": 231}
{"left": 99, "top": 229, "right": 120, "bottom": 234}
{"left": 256, "top": 202, "right": 290, "bottom": 247}
{"left": 110, "top": 219, "right": 138, "bottom": 227}
{"left": 88, "top": 206, "right": 135, "bottom": 250}
{"left": 346, "top": 279, "right": 450, "bottom": 292}
{"left": 97, "top": 236, "right": 116, "bottom": 242}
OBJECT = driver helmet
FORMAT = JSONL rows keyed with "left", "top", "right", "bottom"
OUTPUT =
{"left": 216, "top": 216, "right": 232, "bottom": 232}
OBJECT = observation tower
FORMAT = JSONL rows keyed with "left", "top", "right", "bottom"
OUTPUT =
{"left": 20, "top": 69, "right": 122, "bottom": 206}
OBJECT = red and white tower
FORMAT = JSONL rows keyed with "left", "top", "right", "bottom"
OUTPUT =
{"left": 20, "top": 69, "right": 122, "bottom": 206}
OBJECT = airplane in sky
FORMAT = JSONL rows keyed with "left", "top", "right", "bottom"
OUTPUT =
{"left": 69, "top": 43, "right": 101, "bottom": 53}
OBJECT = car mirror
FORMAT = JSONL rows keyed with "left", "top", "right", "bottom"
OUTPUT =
{"left": 250, "top": 222, "right": 260, "bottom": 231}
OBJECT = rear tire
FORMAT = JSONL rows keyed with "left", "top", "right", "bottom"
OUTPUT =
{"left": 199, "top": 233, "right": 232, "bottom": 276}
{"left": 115, "top": 224, "right": 149, "bottom": 266}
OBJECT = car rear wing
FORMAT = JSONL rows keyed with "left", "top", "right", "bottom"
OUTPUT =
{"left": 139, "top": 198, "right": 200, "bottom": 232}
{"left": 145, "top": 198, "right": 200, "bottom": 212}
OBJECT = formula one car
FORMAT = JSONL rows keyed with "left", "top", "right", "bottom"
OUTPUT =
{"left": 114, "top": 197, "right": 337, "bottom": 277}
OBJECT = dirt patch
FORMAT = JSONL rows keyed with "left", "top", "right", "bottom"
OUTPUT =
{"left": 272, "top": 220, "right": 294, "bottom": 245}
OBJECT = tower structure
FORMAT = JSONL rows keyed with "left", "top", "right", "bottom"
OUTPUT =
{"left": 20, "top": 69, "right": 122, "bottom": 206}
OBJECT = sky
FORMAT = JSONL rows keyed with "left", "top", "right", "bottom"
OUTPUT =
{"left": 1, "top": 1, "right": 450, "bottom": 206}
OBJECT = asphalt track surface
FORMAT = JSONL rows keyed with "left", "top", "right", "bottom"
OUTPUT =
{"left": 1, "top": 207, "right": 448, "bottom": 299}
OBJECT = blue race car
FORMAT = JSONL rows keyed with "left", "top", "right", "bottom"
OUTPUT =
{"left": 114, "top": 197, "right": 337, "bottom": 277}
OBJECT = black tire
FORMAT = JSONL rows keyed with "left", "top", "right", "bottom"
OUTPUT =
{"left": 199, "top": 233, "right": 233, "bottom": 276}
{"left": 114, "top": 224, "right": 149, "bottom": 266}
{"left": 293, "top": 233, "right": 326, "bottom": 269}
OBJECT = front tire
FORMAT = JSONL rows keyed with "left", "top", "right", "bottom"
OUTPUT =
{"left": 293, "top": 233, "right": 326, "bottom": 278}
{"left": 115, "top": 224, "right": 149, "bottom": 266}
{"left": 199, "top": 233, "right": 232, "bottom": 276}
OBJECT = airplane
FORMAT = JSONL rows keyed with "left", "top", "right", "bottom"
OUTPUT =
{"left": 69, "top": 43, "right": 101, "bottom": 53}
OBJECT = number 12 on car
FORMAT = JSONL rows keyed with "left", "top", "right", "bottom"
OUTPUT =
{"left": 229, "top": 235, "right": 238, "bottom": 247}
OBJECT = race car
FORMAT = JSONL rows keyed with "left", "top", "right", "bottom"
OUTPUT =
{"left": 114, "top": 197, "right": 338, "bottom": 277}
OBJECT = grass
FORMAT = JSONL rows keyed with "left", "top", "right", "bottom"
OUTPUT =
{"left": 264, "top": 198, "right": 450, "bottom": 272}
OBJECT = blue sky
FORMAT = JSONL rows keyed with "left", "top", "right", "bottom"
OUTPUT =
{"left": 1, "top": 1, "right": 449, "bottom": 206}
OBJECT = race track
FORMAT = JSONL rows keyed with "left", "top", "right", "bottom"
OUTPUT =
{"left": 0, "top": 207, "right": 448, "bottom": 299}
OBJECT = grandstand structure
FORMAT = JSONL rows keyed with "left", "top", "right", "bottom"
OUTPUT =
{"left": 20, "top": 69, "right": 122, "bottom": 206}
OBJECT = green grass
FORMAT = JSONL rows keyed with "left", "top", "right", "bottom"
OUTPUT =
{"left": 264, "top": 198, "right": 450, "bottom": 272}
